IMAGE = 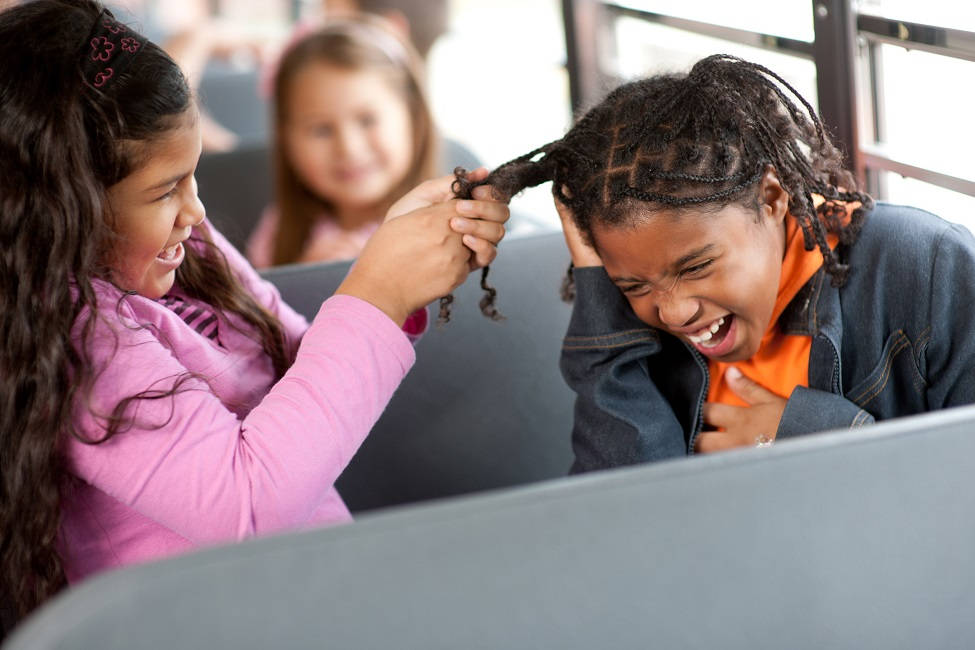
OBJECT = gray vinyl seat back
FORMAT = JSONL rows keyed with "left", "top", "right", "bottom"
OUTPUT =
{"left": 261, "top": 231, "right": 576, "bottom": 511}
{"left": 196, "top": 143, "right": 272, "bottom": 253}
{"left": 7, "top": 405, "right": 975, "bottom": 650}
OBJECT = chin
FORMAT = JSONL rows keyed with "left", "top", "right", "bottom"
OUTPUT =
{"left": 139, "top": 276, "right": 175, "bottom": 300}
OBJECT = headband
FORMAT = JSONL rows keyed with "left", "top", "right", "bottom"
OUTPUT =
{"left": 82, "top": 9, "right": 146, "bottom": 90}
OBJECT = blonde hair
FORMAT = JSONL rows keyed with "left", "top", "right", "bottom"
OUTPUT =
{"left": 270, "top": 17, "right": 438, "bottom": 265}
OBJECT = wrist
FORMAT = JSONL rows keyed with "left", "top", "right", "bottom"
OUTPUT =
{"left": 570, "top": 252, "right": 604, "bottom": 268}
{"left": 335, "top": 275, "right": 411, "bottom": 327}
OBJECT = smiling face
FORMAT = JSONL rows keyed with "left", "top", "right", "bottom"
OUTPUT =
{"left": 593, "top": 189, "right": 788, "bottom": 362}
{"left": 105, "top": 107, "right": 205, "bottom": 299}
{"left": 282, "top": 62, "right": 414, "bottom": 217}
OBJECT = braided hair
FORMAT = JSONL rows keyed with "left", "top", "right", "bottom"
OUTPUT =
{"left": 457, "top": 54, "right": 873, "bottom": 301}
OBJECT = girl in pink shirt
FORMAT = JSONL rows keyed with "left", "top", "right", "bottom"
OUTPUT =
{"left": 247, "top": 17, "right": 439, "bottom": 268}
{"left": 0, "top": 0, "right": 507, "bottom": 627}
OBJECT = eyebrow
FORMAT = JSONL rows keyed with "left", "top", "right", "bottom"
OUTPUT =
{"left": 144, "top": 171, "right": 191, "bottom": 193}
{"left": 609, "top": 244, "right": 717, "bottom": 284}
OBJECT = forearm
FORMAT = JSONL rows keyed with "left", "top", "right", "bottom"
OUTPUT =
{"left": 66, "top": 294, "right": 414, "bottom": 543}
{"left": 777, "top": 385, "right": 875, "bottom": 439}
{"left": 562, "top": 267, "right": 687, "bottom": 472}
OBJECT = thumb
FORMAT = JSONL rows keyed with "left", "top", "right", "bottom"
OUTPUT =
{"left": 725, "top": 366, "right": 776, "bottom": 405}
{"left": 385, "top": 173, "right": 460, "bottom": 221}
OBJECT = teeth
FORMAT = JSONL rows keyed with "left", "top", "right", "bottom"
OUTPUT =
{"left": 687, "top": 317, "right": 725, "bottom": 344}
{"left": 158, "top": 243, "right": 180, "bottom": 261}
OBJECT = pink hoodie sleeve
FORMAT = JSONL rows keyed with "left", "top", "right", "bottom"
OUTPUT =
{"left": 65, "top": 293, "right": 415, "bottom": 544}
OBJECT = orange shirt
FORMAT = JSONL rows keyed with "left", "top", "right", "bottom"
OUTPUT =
{"left": 707, "top": 211, "right": 840, "bottom": 409}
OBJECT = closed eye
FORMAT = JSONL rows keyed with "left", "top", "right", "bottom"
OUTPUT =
{"left": 154, "top": 186, "right": 178, "bottom": 202}
{"left": 619, "top": 283, "right": 652, "bottom": 296}
{"left": 680, "top": 259, "right": 713, "bottom": 278}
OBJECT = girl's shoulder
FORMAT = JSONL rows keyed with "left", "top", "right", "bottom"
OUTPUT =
{"left": 856, "top": 202, "right": 975, "bottom": 262}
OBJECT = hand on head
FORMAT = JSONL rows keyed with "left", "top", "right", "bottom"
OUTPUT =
{"left": 554, "top": 196, "right": 603, "bottom": 268}
{"left": 336, "top": 170, "right": 509, "bottom": 325}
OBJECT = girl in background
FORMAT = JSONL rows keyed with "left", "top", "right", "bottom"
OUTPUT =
{"left": 247, "top": 17, "right": 437, "bottom": 267}
{"left": 0, "top": 0, "right": 506, "bottom": 623}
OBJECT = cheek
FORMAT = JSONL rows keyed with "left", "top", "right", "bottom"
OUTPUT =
{"left": 376, "top": 109, "right": 415, "bottom": 170}
{"left": 622, "top": 294, "right": 660, "bottom": 327}
{"left": 286, "top": 133, "right": 328, "bottom": 182}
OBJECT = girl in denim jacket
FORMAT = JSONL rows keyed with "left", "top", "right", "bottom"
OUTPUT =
{"left": 458, "top": 54, "right": 975, "bottom": 472}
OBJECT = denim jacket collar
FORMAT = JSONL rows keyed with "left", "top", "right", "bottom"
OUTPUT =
{"left": 778, "top": 265, "right": 844, "bottom": 394}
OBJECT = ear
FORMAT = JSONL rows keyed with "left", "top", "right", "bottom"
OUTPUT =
{"left": 758, "top": 166, "right": 789, "bottom": 226}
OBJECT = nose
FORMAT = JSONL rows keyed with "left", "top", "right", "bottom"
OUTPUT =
{"left": 335, "top": 124, "right": 366, "bottom": 159}
{"left": 655, "top": 288, "right": 702, "bottom": 329}
{"left": 176, "top": 176, "right": 206, "bottom": 228}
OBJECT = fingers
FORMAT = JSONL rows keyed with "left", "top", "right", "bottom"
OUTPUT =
{"left": 462, "top": 234, "right": 498, "bottom": 269}
{"left": 700, "top": 402, "right": 740, "bottom": 431}
{"left": 724, "top": 367, "right": 777, "bottom": 405}
{"left": 693, "top": 431, "right": 742, "bottom": 454}
{"left": 385, "top": 173, "right": 460, "bottom": 221}
{"left": 451, "top": 216, "right": 505, "bottom": 245}
{"left": 451, "top": 207, "right": 506, "bottom": 270}
{"left": 457, "top": 199, "right": 510, "bottom": 224}
{"left": 554, "top": 197, "right": 603, "bottom": 268}
{"left": 553, "top": 196, "right": 574, "bottom": 223}
{"left": 471, "top": 184, "right": 501, "bottom": 201}
{"left": 464, "top": 166, "right": 490, "bottom": 183}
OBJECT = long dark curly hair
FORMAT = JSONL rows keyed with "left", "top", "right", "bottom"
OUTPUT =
{"left": 455, "top": 54, "right": 873, "bottom": 299}
{"left": 0, "top": 0, "right": 290, "bottom": 623}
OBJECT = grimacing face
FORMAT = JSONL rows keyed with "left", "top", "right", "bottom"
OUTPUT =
{"left": 592, "top": 176, "right": 789, "bottom": 362}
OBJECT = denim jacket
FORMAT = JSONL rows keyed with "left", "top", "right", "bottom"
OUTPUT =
{"left": 561, "top": 202, "right": 975, "bottom": 473}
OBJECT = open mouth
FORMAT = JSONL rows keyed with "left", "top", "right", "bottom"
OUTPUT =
{"left": 156, "top": 241, "right": 183, "bottom": 262}
{"left": 685, "top": 315, "right": 735, "bottom": 356}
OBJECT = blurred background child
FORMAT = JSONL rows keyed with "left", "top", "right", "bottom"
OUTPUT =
{"left": 247, "top": 17, "right": 437, "bottom": 267}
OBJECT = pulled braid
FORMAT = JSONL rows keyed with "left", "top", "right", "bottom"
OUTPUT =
{"left": 441, "top": 169, "right": 503, "bottom": 323}
{"left": 458, "top": 55, "right": 874, "bottom": 303}
{"left": 445, "top": 142, "right": 571, "bottom": 321}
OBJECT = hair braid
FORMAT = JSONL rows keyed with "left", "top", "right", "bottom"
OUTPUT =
{"left": 457, "top": 54, "right": 873, "bottom": 301}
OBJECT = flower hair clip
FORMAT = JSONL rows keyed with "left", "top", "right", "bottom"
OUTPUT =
{"left": 81, "top": 9, "right": 145, "bottom": 91}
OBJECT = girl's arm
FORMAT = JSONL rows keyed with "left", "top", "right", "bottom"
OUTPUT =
{"left": 561, "top": 266, "right": 690, "bottom": 473}
{"left": 920, "top": 222, "right": 975, "bottom": 408}
{"left": 64, "top": 177, "right": 507, "bottom": 543}
{"left": 775, "top": 386, "right": 875, "bottom": 438}
{"left": 555, "top": 200, "right": 689, "bottom": 472}
{"left": 65, "top": 291, "right": 414, "bottom": 543}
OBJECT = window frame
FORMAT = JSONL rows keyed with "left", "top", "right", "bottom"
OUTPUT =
{"left": 561, "top": 0, "right": 975, "bottom": 200}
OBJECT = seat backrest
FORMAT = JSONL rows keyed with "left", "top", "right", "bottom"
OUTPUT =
{"left": 261, "top": 231, "right": 576, "bottom": 511}
{"left": 8, "top": 405, "right": 975, "bottom": 650}
{"left": 197, "top": 65, "right": 269, "bottom": 145}
{"left": 195, "top": 144, "right": 273, "bottom": 254}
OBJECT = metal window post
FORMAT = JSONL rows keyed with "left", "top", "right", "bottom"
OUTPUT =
{"left": 812, "top": 0, "right": 863, "bottom": 184}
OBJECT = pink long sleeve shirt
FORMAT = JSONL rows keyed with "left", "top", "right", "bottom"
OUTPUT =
{"left": 59, "top": 225, "right": 422, "bottom": 582}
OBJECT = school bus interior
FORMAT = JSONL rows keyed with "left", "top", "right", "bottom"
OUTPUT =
{"left": 3, "top": 0, "right": 975, "bottom": 647}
